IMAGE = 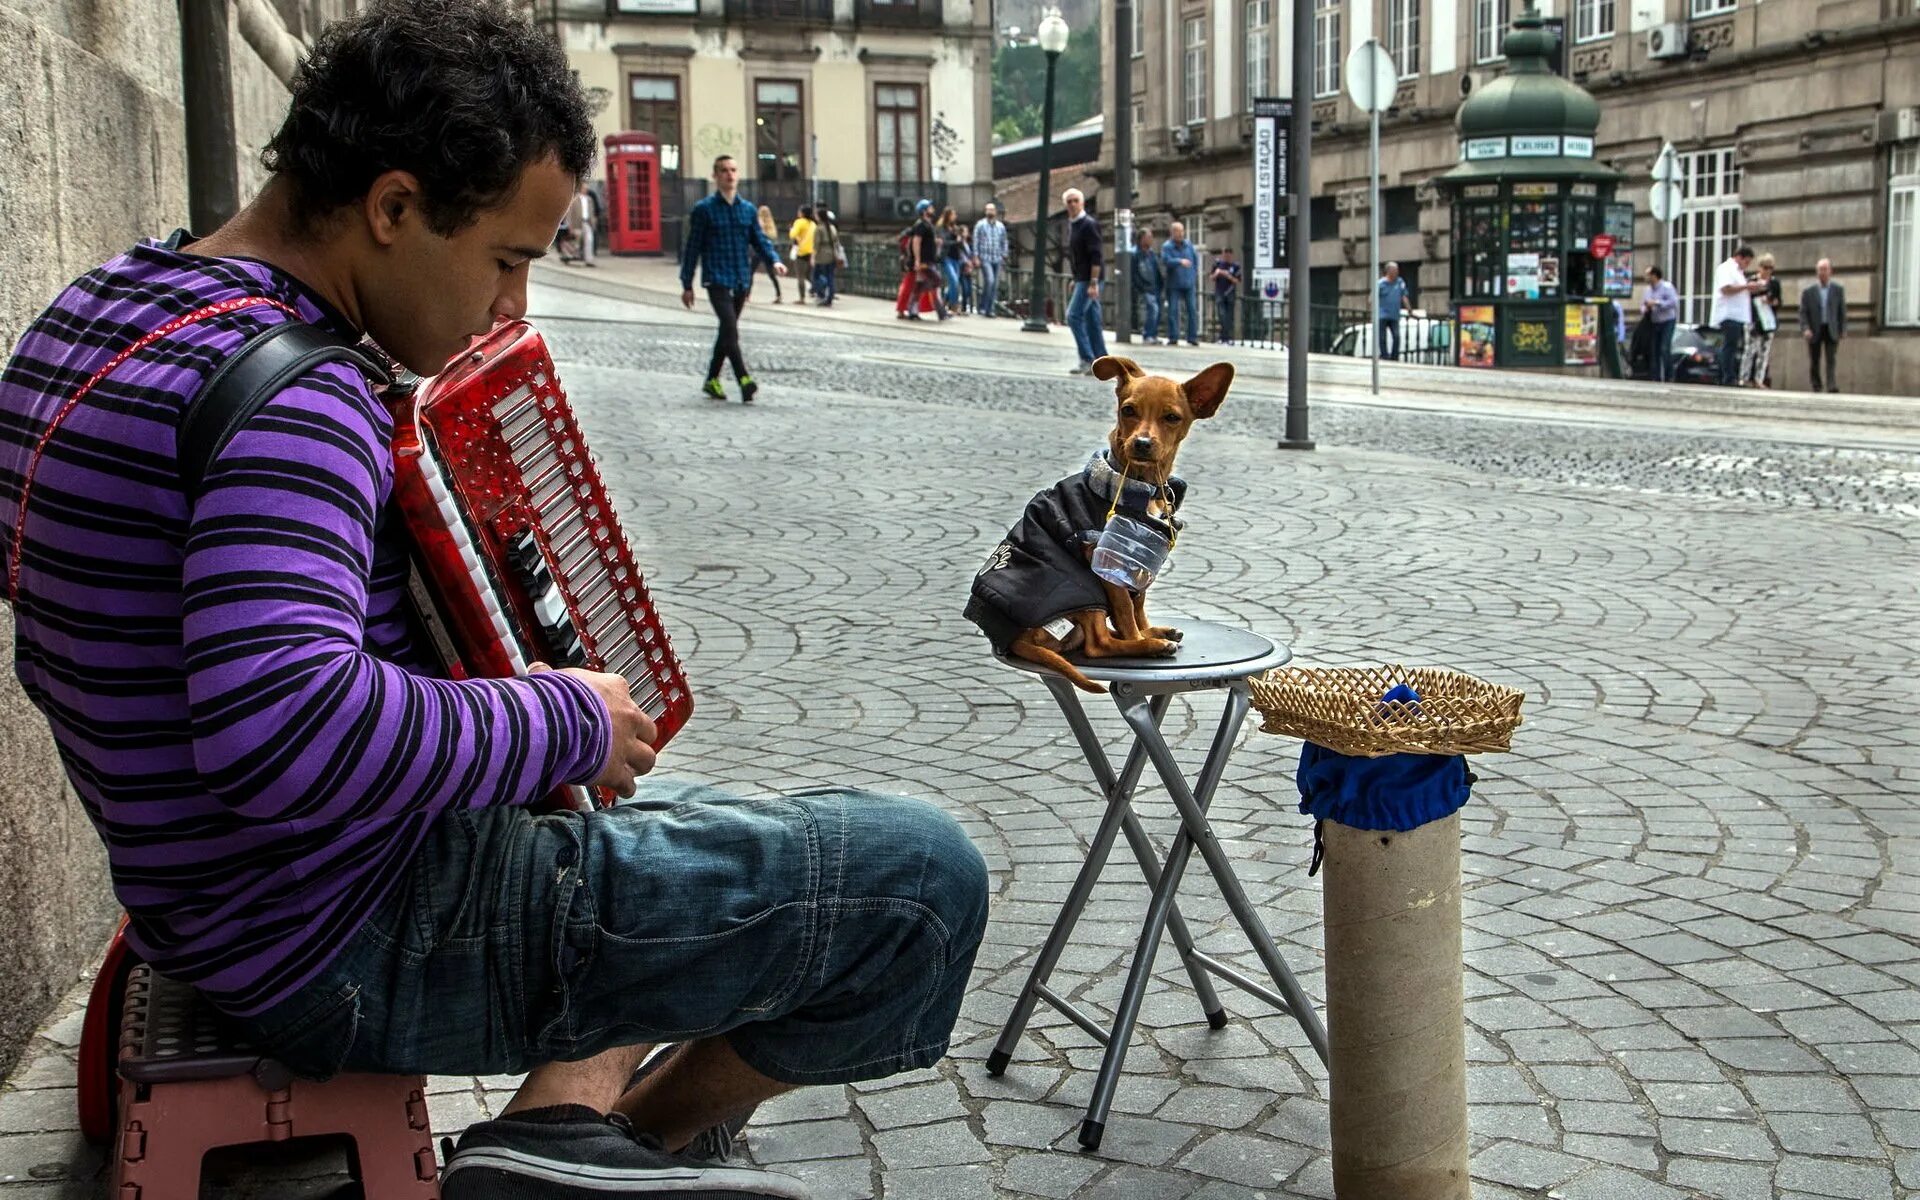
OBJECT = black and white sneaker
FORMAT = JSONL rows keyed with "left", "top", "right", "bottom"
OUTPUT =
{"left": 440, "top": 1105, "right": 810, "bottom": 1199}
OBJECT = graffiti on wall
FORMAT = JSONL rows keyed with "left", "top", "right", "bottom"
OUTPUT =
{"left": 931, "top": 115, "right": 959, "bottom": 172}
{"left": 694, "top": 124, "right": 742, "bottom": 160}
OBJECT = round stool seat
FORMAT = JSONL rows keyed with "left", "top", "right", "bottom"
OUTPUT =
{"left": 995, "top": 618, "right": 1291, "bottom": 686}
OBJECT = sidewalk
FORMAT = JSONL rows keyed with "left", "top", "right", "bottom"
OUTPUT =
{"left": 542, "top": 255, "right": 1920, "bottom": 450}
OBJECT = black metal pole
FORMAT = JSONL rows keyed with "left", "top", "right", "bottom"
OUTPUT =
{"left": 181, "top": 0, "right": 240, "bottom": 235}
{"left": 1022, "top": 49, "right": 1062, "bottom": 333}
{"left": 1278, "top": 0, "right": 1315, "bottom": 449}
{"left": 1113, "top": 0, "right": 1133, "bottom": 343}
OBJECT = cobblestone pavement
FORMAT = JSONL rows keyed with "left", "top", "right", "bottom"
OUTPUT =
{"left": 2, "top": 281, "right": 1916, "bottom": 1199}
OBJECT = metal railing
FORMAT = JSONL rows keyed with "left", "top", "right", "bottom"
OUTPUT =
{"left": 722, "top": 0, "right": 832, "bottom": 21}
{"left": 852, "top": 182, "right": 1004, "bottom": 227}
{"left": 855, "top": 0, "right": 943, "bottom": 26}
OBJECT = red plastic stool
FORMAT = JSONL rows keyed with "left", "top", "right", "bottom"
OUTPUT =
{"left": 110, "top": 963, "right": 440, "bottom": 1200}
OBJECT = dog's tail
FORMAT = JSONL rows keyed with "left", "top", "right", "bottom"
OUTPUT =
{"left": 1009, "top": 642, "right": 1107, "bottom": 694}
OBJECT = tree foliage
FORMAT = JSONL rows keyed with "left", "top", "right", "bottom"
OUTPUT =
{"left": 991, "top": 35, "right": 1101, "bottom": 144}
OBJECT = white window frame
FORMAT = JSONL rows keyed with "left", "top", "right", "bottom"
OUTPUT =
{"left": 1574, "top": 0, "right": 1614, "bottom": 43}
{"left": 1690, "top": 0, "right": 1735, "bottom": 15}
{"left": 1672, "top": 147, "right": 1742, "bottom": 326}
{"left": 1386, "top": 0, "right": 1421, "bottom": 79}
{"left": 1886, "top": 141, "right": 1919, "bottom": 326}
{"left": 1313, "top": 0, "right": 1341, "bottom": 98}
{"left": 1183, "top": 15, "right": 1208, "bottom": 125}
{"left": 1133, "top": 0, "right": 1146, "bottom": 57}
{"left": 1245, "top": 0, "right": 1272, "bottom": 108}
{"left": 1475, "top": 0, "right": 1509, "bottom": 63}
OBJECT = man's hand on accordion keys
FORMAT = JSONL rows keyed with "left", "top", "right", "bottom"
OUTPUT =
{"left": 529, "top": 661, "right": 658, "bottom": 797}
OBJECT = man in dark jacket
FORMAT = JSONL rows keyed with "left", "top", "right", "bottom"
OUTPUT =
{"left": 1064, "top": 188, "right": 1107, "bottom": 373}
{"left": 898, "top": 198, "right": 950, "bottom": 321}
{"left": 1133, "top": 228, "right": 1165, "bottom": 344}
{"left": 1798, "top": 257, "right": 1846, "bottom": 392}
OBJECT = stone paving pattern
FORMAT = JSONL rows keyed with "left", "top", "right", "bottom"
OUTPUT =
{"left": 1, "top": 284, "right": 1915, "bottom": 1199}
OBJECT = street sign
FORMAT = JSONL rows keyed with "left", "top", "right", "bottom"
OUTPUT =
{"left": 1254, "top": 268, "right": 1288, "bottom": 300}
{"left": 1344, "top": 40, "right": 1398, "bottom": 114}
{"left": 1649, "top": 178, "right": 1682, "bottom": 223}
{"left": 1590, "top": 234, "right": 1615, "bottom": 260}
{"left": 1651, "top": 141, "right": 1678, "bottom": 184}
{"left": 1251, "top": 97, "right": 1292, "bottom": 273}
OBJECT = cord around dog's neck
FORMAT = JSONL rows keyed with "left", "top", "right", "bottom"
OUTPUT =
{"left": 1084, "top": 449, "right": 1185, "bottom": 524}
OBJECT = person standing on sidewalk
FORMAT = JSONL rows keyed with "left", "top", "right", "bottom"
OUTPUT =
{"left": 1740, "top": 252, "right": 1781, "bottom": 388}
{"left": 1377, "top": 261, "right": 1410, "bottom": 362}
{"left": 1710, "top": 244, "right": 1760, "bottom": 386}
{"left": 1133, "top": 228, "right": 1164, "bottom": 344}
{"left": 788, "top": 205, "right": 816, "bottom": 302}
{"left": 972, "top": 202, "right": 1008, "bottom": 317}
{"left": 810, "top": 209, "right": 841, "bottom": 306}
{"left": 1798, "top": 257, "right": 1847, "bottom": 393}
{"left": 682, "top": 155, "right": 786, "bottom": 402}
{"left": 1063, "top": 188, "right": 1108, "bottom": 373}
{"left": 937, "top": 207, "right": 965, "bottom": 312}
{"left": 755, "top": 204, "right": 784, "bottom": 303}
{"left": 1211, "top": 246, "right": 1241, "bottom": 345}
{"left": 899, "top": 199, "right": 950, "bottom": 321}
{"left": 1640, "top": 265, "right": 1680, "bottom": 382}
{"left": 1160, "top": 220, "right": 1199, "bottom": 346}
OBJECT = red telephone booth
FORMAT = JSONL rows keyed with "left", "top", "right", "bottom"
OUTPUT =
{"left": 605, "top": 132, "right": 662, "bottom": 255}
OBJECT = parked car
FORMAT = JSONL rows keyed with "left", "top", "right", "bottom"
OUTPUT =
{"left": 1328, "top": 312, "right": 1454, "bottom": 364}
{"left": 1628, "top": 319, "right": 1722, "bottom": 384}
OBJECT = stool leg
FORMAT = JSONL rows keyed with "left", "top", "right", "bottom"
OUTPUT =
{"left": 1117, "top": 809, "right": 1228, "bottom": 1028}
{"left": 986, "top": 683, "right": 1163, "bottom": 1075}
{"left": 1133, "top": 683, "right": 1331, "bottom": 1065}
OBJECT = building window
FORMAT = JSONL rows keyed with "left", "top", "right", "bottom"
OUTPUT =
{"left": 1133, "top": 0, "right": 1145, "bottom": 56}
{"left": 1574, "top": 0, "right": 1614, "bottom": 42}
{"left": 1383, "top": 186, "right": 1420, "bottom": 234}
{"left": 1132, "top": 99, "right": 1145, "bottom": 153}
{"left": 873, "top": 83, "right": 921, "bottom": 184}
{"left": 1245, "top": 0, "right": 1272, "bottom": 107}
{"left": 1313, "top": 0, "right": 1341, "bottom": 98}
{"left": 1475, "top": 0, "right": 1509, "bottom": 63}
{"left": 1887, "top": 141, "right": 1919, "bottom": 326}
{"left": 753, "top": 79, "right": 804, "bottom": 181}
{"left": 627, "top": 75, "right": 683, "bottom": 174}
{"left": 1386, "top": 0, "right": 1421, "bottom": 79}
{"left": 1671, "top": 147, "right": 1742, "bottom": 325}
{"left": 1690, "top": 0, "right": 1734, "bottom": 14}
{"left": 1183, "top": 16, "right": 1207, "bottom": 125}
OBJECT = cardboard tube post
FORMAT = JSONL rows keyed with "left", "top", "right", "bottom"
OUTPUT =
{"left": 1322, "top": 812, "right": 1470, "bottom": 1200}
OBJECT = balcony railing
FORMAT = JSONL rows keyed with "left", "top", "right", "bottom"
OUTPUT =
{"left": 723, "top": 0, "right": 833, "bottom": 23}
{"left": 856, "top": 0, "right": 943, "bottom": 28}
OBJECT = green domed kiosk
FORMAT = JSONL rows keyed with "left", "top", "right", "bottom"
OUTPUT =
{"left": 1437, "top": 5, "right": 1631, "bottom": 371}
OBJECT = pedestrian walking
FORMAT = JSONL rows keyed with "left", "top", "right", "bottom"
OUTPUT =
{"left": 682, "top": 155, "right": 787, "bottom": 402}
{"left": 1133, "top": 228, "right": 1164, "bottom": 344}
{"left": 899, "top": 199, "right": 950, "bottom": 321}
{"left": 1798, "top": 257, "right": 1847, "bottom": 392}
{"left": 788, "top": 205, "right": 816, "bottom": 301}
{"left": 1211, "top": 246, "right": 1242, "bottom": 344}
{"left": 972, "top": 203, "right": 1008, "bottom": 317}
{"left": 1377, "top": 261, "right": 1411, "bottom": 361}
{"left": 756, "top": 204, "right": 784, "bottom": 302}
{"left": 937, "top": 207, "right": 965, "bottom": 312}
{"left": 1063, "top": 188, "right": 1109, "bottom": 373}
{"left": 811, "top": 209, "right": 842, "bottom": 306}
{"left": 1740, "top": 252, "right": 1781, "bottom": 388}
{"left": 957, "top": 225, "right": 977, "bottom": 315}
{"left": 566, "top": 180, "right": 599, "bottom": 266}
{"left": 1160, "top": 220, "right": 1200, "bottom": 345}
{"left": 1710, "top": 244, "right": 1761, "bottom": 386}
{"left": 1640, "top": 265, "right": 1680, "bottom": 382}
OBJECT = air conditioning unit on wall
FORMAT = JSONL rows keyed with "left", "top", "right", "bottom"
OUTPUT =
{"left": 1647, "top": 22, "right": 1689, "bottom": 60}
{"left": 1171, "top": 125, "right": 1195, "bottom": 151}
{"left": 1878, "top": 107, "right": 1920, "bottom": 145}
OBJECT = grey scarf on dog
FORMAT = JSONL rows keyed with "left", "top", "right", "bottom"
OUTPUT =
{"left": 1083, "top": 449, "right": 1187, "bottom": 528}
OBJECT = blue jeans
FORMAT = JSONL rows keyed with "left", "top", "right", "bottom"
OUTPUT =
{"left": 1164, "top": 287, "right": 1198, "bottom": 343}
{"left": 811, "top": 261, "right": 836, "bottom": 302}
{"left": 977, "top": 260, "right": 1001, "bottom": 315}
{"left": 231, "top": 781, "right": 989, "bottom": 1085}
{"left": 1378, "top": 317, "right": 1402, "bottom": 361}
{"left": 1066, "top": 281, "right": 1109, "bottom": 364}
{"left": 1651, "top": 319, "right": 1675, "bottom": 381}
{"left": 942, "top": 259, "right": 962, "bottom": 308}
{"left": 1215, "top": 293, "right": 1237, "bottom": 343}
{"left": 1717, "top": 319, "right": 1745, "bottom": 386}
{"left": 1140, "top": 289, "right": 1161, "bottom": 338}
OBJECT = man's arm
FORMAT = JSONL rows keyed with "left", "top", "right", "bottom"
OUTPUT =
{"left": 679, "top": 203, "right": 706, "bottom": 292}
{"left": 182, "top": 364, "right": 616, "bottom": 820}
{"left": 1835, "top": 284, "right": 1846, "bottom": 338}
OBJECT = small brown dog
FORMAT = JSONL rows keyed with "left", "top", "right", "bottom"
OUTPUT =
{"left": 964, "top": 354, "right": 1233, "bottom": 692}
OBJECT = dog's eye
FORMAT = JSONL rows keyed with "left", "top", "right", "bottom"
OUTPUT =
{"left": 1121, "top": 404, "right": 1137, "bottom": 417}
{"left": 1165, "top": 413, "right": 1183, "bottom": 424}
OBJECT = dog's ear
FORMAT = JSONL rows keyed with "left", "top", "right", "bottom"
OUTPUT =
{"left": 1090, "top": 356, "right": 1145, "bottom": 385}
{"left": 1182, "top": 362, "right": 1235, "bottom": 419}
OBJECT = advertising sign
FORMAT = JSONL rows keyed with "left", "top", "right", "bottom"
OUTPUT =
{"left": 1511, "top": 135, "right": 1561, "bottom": 157}
{"left": 1506, "top": 252, "right": 1542, "bottom": 299}
{"left": 1459, "top": 305, "right": 1497, "bottom": 368}
{"left": 1564, "top": 304, "right": 1599, "bottom": 365}
{"left": 1251, "top": 98, "right": 1292, "bottom": 272}
{"left": 1590, "top": 234, "right": 1615, "bottom": 260}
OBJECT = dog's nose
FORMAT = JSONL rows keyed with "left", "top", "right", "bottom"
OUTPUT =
{"left": 1130, "top": 436, "right": 1155, "bottom": 457}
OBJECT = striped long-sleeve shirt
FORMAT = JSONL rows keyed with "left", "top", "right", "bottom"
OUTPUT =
{"left": 0, "top": 238, "right": 609, "bottom": 1016}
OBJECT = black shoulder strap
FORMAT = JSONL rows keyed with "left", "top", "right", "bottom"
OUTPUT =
{"left": 178, "top": 322, "right": 392, "bottom": 503}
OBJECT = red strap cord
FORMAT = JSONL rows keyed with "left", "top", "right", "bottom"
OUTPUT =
{"left": 8, "top": 295, "right": 298, "bottom": 604}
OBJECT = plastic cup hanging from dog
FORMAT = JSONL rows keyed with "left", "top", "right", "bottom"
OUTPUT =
{"left": 1091, "top": 510, "right": 1177, "bottom": 592}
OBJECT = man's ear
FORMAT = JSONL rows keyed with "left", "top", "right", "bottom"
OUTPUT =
{"left": 1091, "top": 356, "right": 1144, "bottom": 384}
{"left": 1182, "top": 362, "right": 1235, "bottom": 419}
{"left": 362, "top": 170, "right": 427, "bottom": 248}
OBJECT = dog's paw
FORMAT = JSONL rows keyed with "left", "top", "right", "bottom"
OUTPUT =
{"left": 1145, "top": 638, "right": 1180, "bottom": 657}
{"left": 1147, "top": 626, "right": 1184, "bottom": 642}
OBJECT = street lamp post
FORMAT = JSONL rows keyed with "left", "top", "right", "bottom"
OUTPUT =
{"left": 1021, "top": 8, "right": 1070, "bottom": 333}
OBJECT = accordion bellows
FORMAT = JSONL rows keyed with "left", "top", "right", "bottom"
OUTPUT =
{"left": 388, "top": 320, "right": 693, "bottom": 803}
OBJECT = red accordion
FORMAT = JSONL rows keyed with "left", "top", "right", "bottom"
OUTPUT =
{"left": 386, "top": 320, "right": 693, "bottom": 806}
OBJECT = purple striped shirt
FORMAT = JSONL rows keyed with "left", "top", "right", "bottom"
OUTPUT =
{"left": 0, "top": 238, "right": 609, "bottom": 1015}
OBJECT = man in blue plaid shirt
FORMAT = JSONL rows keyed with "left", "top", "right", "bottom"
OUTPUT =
{"left": 970, "top": 203, "right": 1008, "bottom": 318}
{"left": 681, "top": 154, "right": 786, "bottom": 403}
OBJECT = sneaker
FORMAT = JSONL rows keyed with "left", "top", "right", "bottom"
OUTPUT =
{"left": 739, "top": 375, "right": 759, "bottom": 403}
{"left": 1142, "top": 336, "right": 1160, "bottom": 345}
{"left": 1069, "top": 361, "right": 1092, "bottom": 375}
{"left": 440, "top": 1105, "right": 810, "bottom": 1199}
{"left": 937, "top": 311, "right": 953, "bottom": 322}
{"left": 625, "top": 1048, "right": 756, "bottom": 1165}
{"left": 701, "top": 378, "right": 726, "bottom": 400}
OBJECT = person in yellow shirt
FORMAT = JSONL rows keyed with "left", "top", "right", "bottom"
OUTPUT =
{"left": 788, "top": 205, "right": 817, "bottom": 302}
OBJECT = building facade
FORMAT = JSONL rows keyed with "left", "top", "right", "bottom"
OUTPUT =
{"left": 1107, "top": 0, "right": 1920, "bottom": 394}
{"left": 547, "top": 0, "right": 995, "bottom": 229}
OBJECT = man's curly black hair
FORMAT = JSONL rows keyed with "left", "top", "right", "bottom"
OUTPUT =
{"left": 264, "top": 0, "right": 596, "bottom": 235}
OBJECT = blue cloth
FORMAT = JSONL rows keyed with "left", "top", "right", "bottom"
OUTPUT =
{"left": 1651, "top": 318, "right": 1676, "bottom": 381}
{"left": 1160, "top": 238, "right": 1198, "bottom": 290}
{"left": 1378, "top": 316, "right": 1402, "bottom": 361}
{"left": 1296, "top": 744, "right": 1472, "bottom": 832}
{"left": 679, "top": 191, "right": 779, "bottom": 291}
{"left": 976, "top": 258, "right": 1001, "bottom": 315}
{"left": 1717, "top": 319, "right": 1745, "bottom": 386}
{"left": 971, "top": 218, "right": 1008, "bottom": 264}
{"left": 1377, "top": 275, "right": 1409, "bottom": 318}
{"left": 1644, "top": 279, "right": 1679, "bottom": 324}
{"left": 1140, "top": 289, "right": 1161, "bottom": 338}
{"left": 1067, "top": 280, "right": 1108, "bottom": 365}
{"left": 1164, "top": 286, "right": 1198, "bottom": 343}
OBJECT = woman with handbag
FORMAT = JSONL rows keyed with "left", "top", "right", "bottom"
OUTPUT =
{"left": 756, "top": 205, "right": 784, "bottom": 302}
{"left": 1741, "top": 252, "right": 1781, "bottom": 388}
{"left": 811, "top": 210, "right": 843, "bottom": 306}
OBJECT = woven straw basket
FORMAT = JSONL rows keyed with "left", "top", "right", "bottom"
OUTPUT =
{"left": 1248, "top": 664, "right": 1525, "bottom": 758}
